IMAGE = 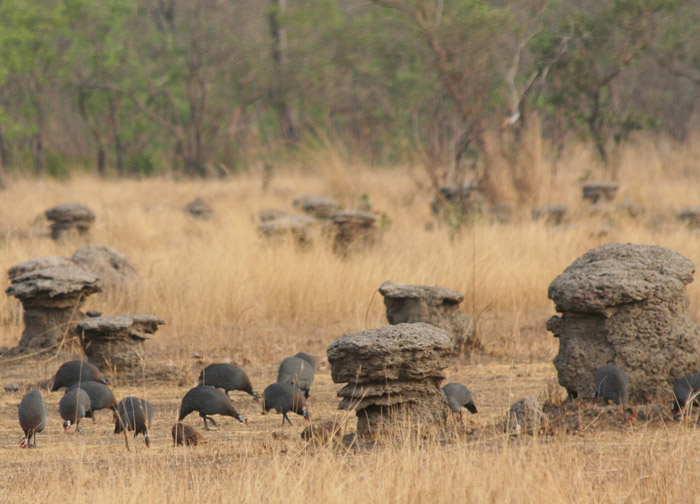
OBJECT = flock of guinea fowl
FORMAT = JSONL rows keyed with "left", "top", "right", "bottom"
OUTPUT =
{"left": 17, "top": 354, "right": 700, "bottom": 449}
{"left": 16, "top": 352, "right": 478, "bottom": 449}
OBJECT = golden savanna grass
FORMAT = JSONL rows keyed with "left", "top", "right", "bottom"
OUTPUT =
{"left": 1, "top": 136, "right": 700, "bottom": 503}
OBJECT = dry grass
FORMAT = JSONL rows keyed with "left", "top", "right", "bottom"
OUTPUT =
{"left": 1, "top": 137, "right": 700, "bottom": 502}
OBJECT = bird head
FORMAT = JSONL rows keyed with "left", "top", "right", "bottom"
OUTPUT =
{"left": 302, "top": 409, "right": 310, "bottom": 421}
{"left": 144, "top": 433, "right": 151, "bottom": 447}
{"left": 237, "top": 414, "right": 248, "bottom": 425}
{"left": 252, "top": 392, "right": 261, "bottom": 403}
{"left": 19, "top": 438, "right": 28, "bottom": 449}
{"left": 101, "top": 377, "right": 111, "bottom": 386}
{"left": 63, "top": 420, "right": 72, "bottom": 431}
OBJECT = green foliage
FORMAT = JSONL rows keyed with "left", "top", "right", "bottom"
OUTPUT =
{"left": 0, "top": 0, "right": 692, "bottom": 177}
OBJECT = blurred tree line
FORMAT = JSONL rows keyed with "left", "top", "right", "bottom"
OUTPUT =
{"left": 0, "top": 0, "right": 697, "bottom": 186}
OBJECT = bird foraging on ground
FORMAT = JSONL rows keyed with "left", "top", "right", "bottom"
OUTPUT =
{"left": 60, "top": 388, "right": 92, "bottom": 432}
{"left": 277, "top": 356, "right": 315, "bottom": 398}
{"left": 114, "top": 397, "right": 154, "bottom": 447}
{"left": 178, "top": 385, "right": 247, "bottom": 431}
{"left": 593, "top": 365, "right": 629, "bottom": 405}
{"left": 66, "top": 381, "right": 118, "bottom": 422}
{"left": 442, "top": 383, "right": 477, "bottom": 424}
{"left": 51, "top": 360, "right": 110, "bottom": 391}
{"left": 18, "top": 390, "right": 47, "bottom": 448}
{"left": 198, "top": 363, "right": 259, "bottom": 401}
{"left": 262, "top": 383, "right": 310, "bottom": 426}
{"left": 672, "top": 372, "right": 700, "bottom": 414}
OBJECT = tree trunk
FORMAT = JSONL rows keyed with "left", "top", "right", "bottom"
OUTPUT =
{"left": 109, "top": 95, "right": 125, "bottom": 176}
{"left": 268, "top": 0, "right": 299, "bottom": 143}
{"left": 0, "top": 125, "right": 8, "bottom": 189}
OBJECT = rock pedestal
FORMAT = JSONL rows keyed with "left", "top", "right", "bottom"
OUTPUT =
{"left": 504, "top": 397, "right": 544, "bottom": 435}
{"left": 71, "top": 245, "right": 139, "bottom": 299}
{"left": 547, "top": 243, "right": 700, "bottom": 403}
{"left": 8, "top": 256, "right": 75, "bottom": 280}
{"left": 293, "top": 195, "right": 338, "bottom": 218}
{"left": 76, "top": 314, "right": 165, "bottom": 370}
{"left": 582, "top": 182, "right": 619, "bottom": 203}
{"left": 327, "top": 323, "right": 452, "bottom": 437}
{"left": 258, "top": 209, "right": 290, "bottom": 222}
{"left": 378, "top": 281, "right": 475, "bottom": 352}
{"left": 44, "top": 203, "right": 95, "bottom": 241}
{"left": 677, "top": 206, "right": 700, "bottom": 229}
{"left": 431, "top": 183, "right": 486, "bottom": 219}
{"left": 532, "top": 205, "right": 567, "bottom": 225}
{"left": 328, "top": 211, "right": 378, "bottom": 255}
{"left": 184, "top": 197, "right": 213, "bottom": 220}
{"left": 6, "top": 265, "right": 102, "bottom": 349}
{"left": 257, "top": 214, "right": 316, "bottom": 246}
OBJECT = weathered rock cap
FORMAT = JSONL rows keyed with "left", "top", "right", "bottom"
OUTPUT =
{"left": 582, "top": 182, "right": 619, "bottom": 203}
{"left": 45, "top": 203, "right": 96, "bottom": 224}
{"left": 548, "top": 243, "right": 694, "bottom": 314}
{"left": 532, "top": 205, "right": 567, "bottom": 224}
{"left": 8, "top": 256, "right": 75, "bottom": 281}
{"left": 6, "top": 266, "right": 102, "bottom": 306}
{"left": 327, "top": 323, "right": 452, "bottom": 384}
{"left": 677, "top": 206, "right": 700, "bottom": 228}
{"left": 76, "top": 314, "right": 165, "bottom": 341}
{"left": 257, "top": 214, "right": 315, "bottom": 236}
{"left": 184, "top": 197, "right": 213, "bottom": 219}
{"left": 330, "top": 210, "right": 377, "bottom": 226}
{"left": 71, "top": 245, "right": 139, "bottom": 292}
{"left": 293, "top": 195, "right": 338, "bottom": 218}
{"left": 258, "top": 208, "right": 290, "bottom": 222}
{"left": 379, "top": 281, "right": 464, "bottom": 305}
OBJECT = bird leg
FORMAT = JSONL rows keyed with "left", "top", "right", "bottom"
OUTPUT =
{"left": 282, "top": 413, "right": 293, "bottom": 426}
{"left": 202, "top": 415, "right": 218, "bottom": 431}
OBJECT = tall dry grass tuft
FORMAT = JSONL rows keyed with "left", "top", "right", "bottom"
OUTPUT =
{"left": 1, "top": 140, "right": 700, "bottom": 362}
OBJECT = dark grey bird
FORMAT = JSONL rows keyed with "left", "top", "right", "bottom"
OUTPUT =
{"left": 198, "top": 363, "right": 259, "bottom": 401}
{"left": 66, "top": 381, "right": 118, "bottom": 422}
{"left": 59, "top": 388, "right": 92, "bottom": 432}
{"left": 672, "top": 372, "right": 700, "bottom": 413}
{"left": 277, "top": 356, "right": 315, "bottom": 398}
{"left": 442, "top": 383, "right": 477, "bottom": 423}
{"left": 262, "top": 383, "right": 310, "bottom": 426}
{"left": 18, "top": 389, "right": 48, "bottom": 448}
{"left": 593, "top": 365, "right": 629, "bottom": 405}
{"left": 51, "top": 360, "right": 110, "bottom": 391}
{"left": 114, "top": 397, "right": 154, "bottom": 447}
{"left": 178, "top": 385, "right": 248, "bottom": 431}
{"left": 293, "top": 352, "right": 319, "bottom": 372}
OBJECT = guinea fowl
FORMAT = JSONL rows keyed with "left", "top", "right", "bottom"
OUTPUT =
{"left": 442, "top": 383, "right": 478, "bottom": 423}
{"left": 277, "top": 356, "right": 315, "bottom": 398}
{"left": 114, "top": 397, "right": 154, "bottom": 447}
{"left": 593, "top": 365, "right": 629, "bottom": 405}
{"left": 66, "top": 381, "right": 118, "bottom": 422}
{"left": 262, "top": 383, "right": 310, "bottom": 426}
{"left": 293, "top": 352, "right": 319, "bottom": 372}
{"left": 51, "top": 360, "right": 110, "bottom": 391}
{"left": 18, "top": 389, "right": 48, "bottom": 448}
{"left": 198, "top": 363, "right": 259, "bottom": 401}
{"left": 59, "top": 388, "right": 92, "bottom": 432}
{"left": 672, "top": 372, "right": 700, "bottom": 413}
{"left": 178, "top": 385, "right": 248, "bottom": 430}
